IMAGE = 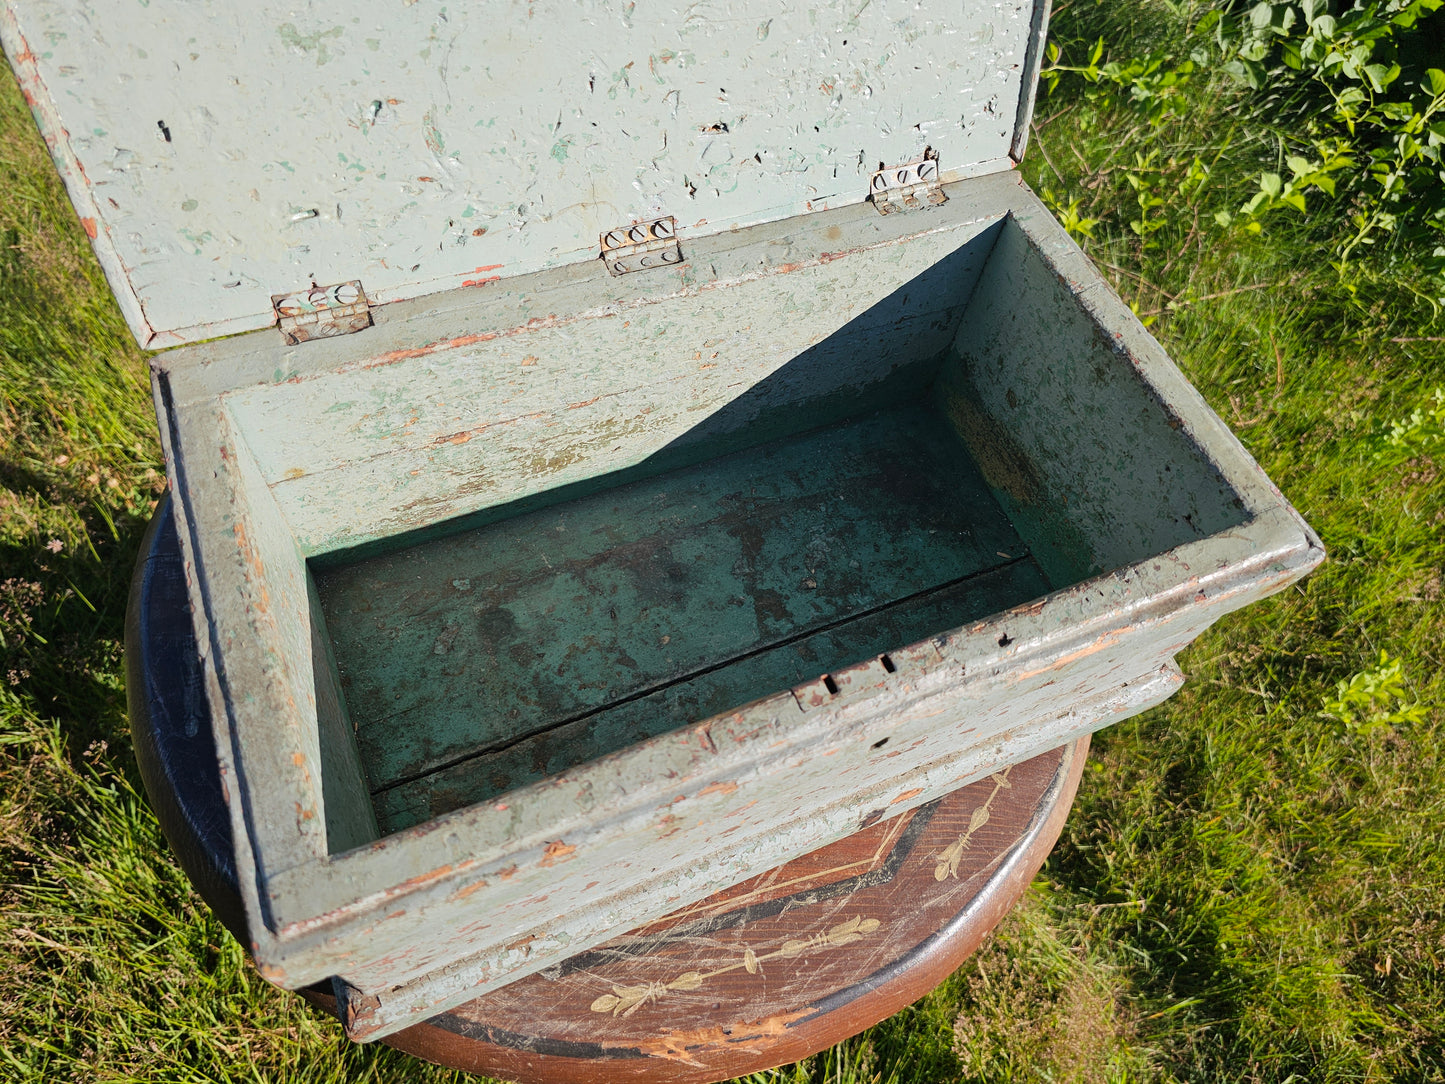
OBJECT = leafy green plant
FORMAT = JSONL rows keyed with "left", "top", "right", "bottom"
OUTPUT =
{"left": 1039, "top": 187, "right": 1101, "bottom": 242}
{"left": 1320, "top": 650, "right": 1428, "bottom": 733}
{"left": 1222, "top": 0, "right": 1445, "bottom": 276}
{"left": 1379, "top": 385, "right": 1445, "bottom": 457}
{"left": 1041, "top": 38, "right": 1199, "bottom": 128}
{"left": 1217, "top": 139, "right": 1356, "bottom": 229}
{"left": 1125, "top": 151, "right": 1170, "bottom": 245}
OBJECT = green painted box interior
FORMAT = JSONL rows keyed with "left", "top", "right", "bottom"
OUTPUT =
{"left": 242, "top": 210, "right": 1248, "bottom": 845}
{"left": 318, "top": 396, "right": 1051, "bottom": 835}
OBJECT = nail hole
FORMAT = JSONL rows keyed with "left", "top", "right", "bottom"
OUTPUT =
{"left": 871, "top": 736, "right": 889, "bottom": 750}
{"left": 822, "top": 674, "right": 839, "bottom": 695}
{"left": 879, "top": 654, "right": 896, "bottom": 674}
{"left": 998, "top": 634, "right": 1013, "bottom": 647}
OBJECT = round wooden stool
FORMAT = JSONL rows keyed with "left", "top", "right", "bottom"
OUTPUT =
{"left": 128, "top": 498, "right": 1087, "bottom": 1083}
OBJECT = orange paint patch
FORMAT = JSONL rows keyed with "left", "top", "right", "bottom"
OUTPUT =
{"left": 890, "top": 788, "right": 924, "bottom": 805}
{"left": 539, "top": 841, "right": 575, "bottom": 868}
{"left": 461, "top": 263, "right": 504, "bottom": 287}
{"left": 447, "top": 879, "right": 489, "bottom": 902}
{"left": 394, "top": 862, "right": 457, "bottom": 893}
{"left": 361, "top": 312, "right": 570, "bottom": 372}
{"left": 626, "top": 1009, "right": 813, "bottom": 1062}
{"left": 496, "top": 864, "right": 519, "bottom": 880}
{"left": 697, "top": 780, "right": 738, "bottom": 798}
{"left": 81, "top": 217, "right": 97, "bottom": 238}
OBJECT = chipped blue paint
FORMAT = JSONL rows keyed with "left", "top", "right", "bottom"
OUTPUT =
{"left": 139, "top": 172, "right": 1321, "bottom": 1039}
{"left": 2, "top": 0, "right": 1047, "bottom": 347}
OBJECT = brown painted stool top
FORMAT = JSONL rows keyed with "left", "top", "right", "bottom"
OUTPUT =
{"left": 305, "top": 736, "right": 1087, "bottom": 1083}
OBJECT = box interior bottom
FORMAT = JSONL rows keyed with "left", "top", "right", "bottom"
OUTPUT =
{"left": 313, "top": 393, "right": 1051, "bottom": 835}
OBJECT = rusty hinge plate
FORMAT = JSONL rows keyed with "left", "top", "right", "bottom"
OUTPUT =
{"left": 271, "top": 281, "right": 372, "bottom": 344}
{"left": 868, "top": 156, "right": 947, "bottom": 215}
{"left": 600, "top": 217, "right": 684, "bottom": 276}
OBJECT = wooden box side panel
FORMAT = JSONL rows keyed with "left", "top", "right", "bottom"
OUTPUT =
{"left": 161, "top": 400, "right": 327, "bottom": 889}
{"left": 221, "top": 217, "right": 1007, "bottom": 558}
{"left": 164, "top": 398, "right": 377, "bottom": 883}
{"left": 331, "top": 650, "right": 1188, "bottom": 1040}
{"left": 225, "top": 431, "right": 379, "bottom": 857}
{"left": 944, "top": 213, "right": 1249, "bottom": 585}
{"left": 305, "top": 570, "right": 380, "bottom": 854}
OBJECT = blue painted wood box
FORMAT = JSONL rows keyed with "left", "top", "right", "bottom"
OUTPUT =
{"left": 4, "top": 0, "right": 1321, "bottom": 1041}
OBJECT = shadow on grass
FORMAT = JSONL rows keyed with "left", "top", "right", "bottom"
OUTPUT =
{"left": 0, "top": 485, "right": 151, "bottom": 767}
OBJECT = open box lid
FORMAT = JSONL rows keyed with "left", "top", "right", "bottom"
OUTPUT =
{"left": 2, "top": 0, "right": 1049, "bottom": 349}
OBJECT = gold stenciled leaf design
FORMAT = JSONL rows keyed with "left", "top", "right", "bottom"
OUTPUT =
{"left": 779, "top": 915, "right": 881, "bottom": 957}
{"left": 590, "top": 971, "right": 707, "bottom": 1016}
{"left": 824, "top": 914, "right": 881, "bottom": 946}
{"left": 933, "top": 766, "right": 1012, "bottom": 881}
{"left": 934, "top": 837, "right": 966, "bottom": 881}
{"left": 590, "top": 984, "right": 653, "bottom": 1017}
{"left": 588, "top": 916, "right": 884, "bottom": 1016}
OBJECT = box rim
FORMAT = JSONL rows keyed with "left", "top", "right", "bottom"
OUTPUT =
{"left": 151, "top": 176, "right": 1323, "bottom": 1007}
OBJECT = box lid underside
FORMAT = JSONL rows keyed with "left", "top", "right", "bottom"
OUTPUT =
{"left": 1, "top": 0, "right": 1047, "bottom": 348}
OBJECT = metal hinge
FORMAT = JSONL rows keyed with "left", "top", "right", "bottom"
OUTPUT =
{"left": 600, "top": 217, "right": 684, "bottom": 275}
{"left": 271, "top": 280, "right": 372, "bottom": 344}
{"left": 868, "top": 155, "right": 947, "bottom": 215}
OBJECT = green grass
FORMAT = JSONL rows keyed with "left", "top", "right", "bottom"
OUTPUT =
{"left": 2, "top": 2, "right": 1443, "bottom": 1080}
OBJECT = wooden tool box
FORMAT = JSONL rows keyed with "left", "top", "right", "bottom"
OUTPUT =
{"left": 4, "top": 0, "right": 1321, "bottom": 1042}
